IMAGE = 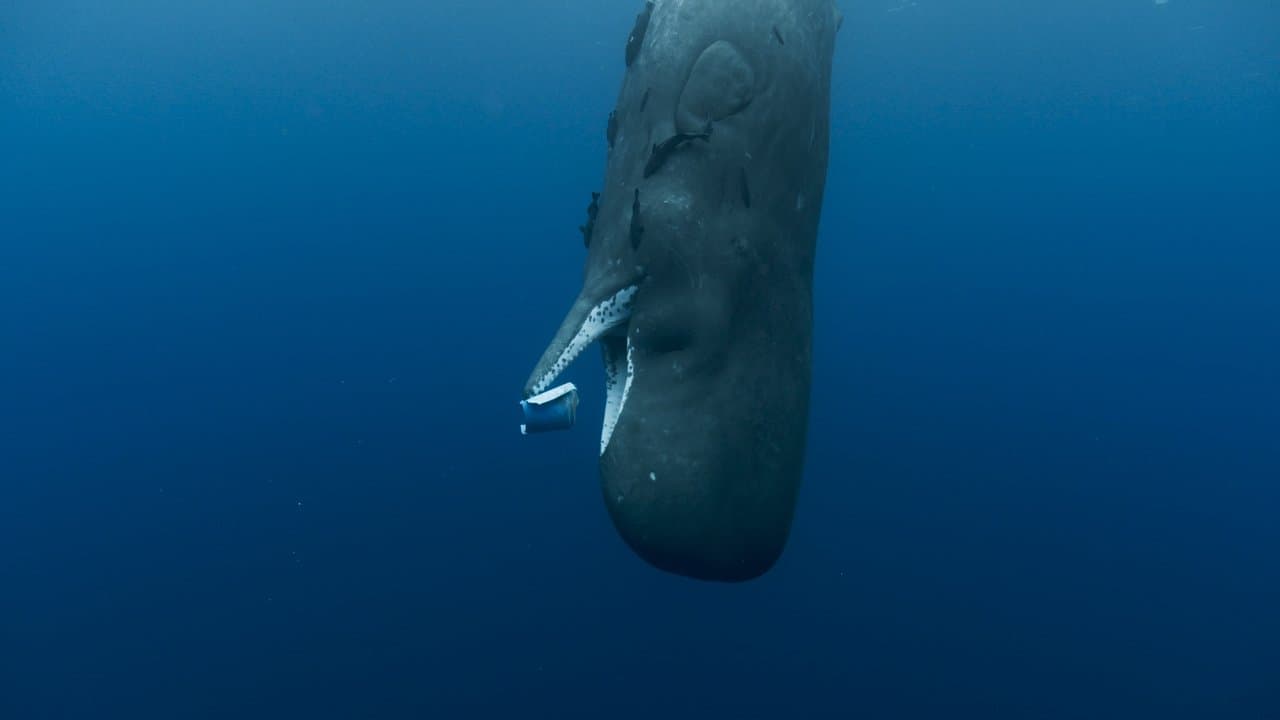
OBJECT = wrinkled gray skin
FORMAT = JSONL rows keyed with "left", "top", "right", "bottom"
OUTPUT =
{"left": 524, "top": 0, "right": 840, "bottom": 582}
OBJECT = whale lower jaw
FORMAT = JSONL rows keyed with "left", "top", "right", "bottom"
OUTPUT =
{"left": 527, "top": 285, "right": 639, "bottom": 455}
{"left": 600, "top": 333, "right": 635, "bottom": 455}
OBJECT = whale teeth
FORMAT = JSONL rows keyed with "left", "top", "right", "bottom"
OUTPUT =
{"left": 529, "top": 285, "right": 638, "bottom": 397}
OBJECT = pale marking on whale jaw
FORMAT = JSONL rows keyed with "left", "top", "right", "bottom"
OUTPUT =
{"left": 602, "top": 338, "right": 623, "bottom": 454}
{"left": 600, "top": 337, "right": 636, "bottom": 456}
{"left": 530, "top": 284, "right": 639, "bottom": 396}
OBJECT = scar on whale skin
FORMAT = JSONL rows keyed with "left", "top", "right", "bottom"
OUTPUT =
{"left": 629, "top": 188, "right": 644, "bottom": 250}
{"left": 579, "top": 191, "right": 600, "bottom": 248}
{"left": 643, "top": 123, "right": 713, "bottom": 179}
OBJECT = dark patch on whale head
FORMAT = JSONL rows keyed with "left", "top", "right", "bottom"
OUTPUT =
{"left": 639, "top": 87, "right": 651, "bottom": 113}
{"left": 629, "top": 188, "right": 644, "bottom": 250}
{"left": 772, "top": 25, "right": 785, "bottom": 45}
{"left": 579, "top": 191, "right": 600, "bottom": 248}
{"left": 625, "top": 1, "right": 655, "bottom": 67}
{"left": 607, "top": 110, "right": 618, "bottom": 149}
{"left": 739, "top": 167, "right": 752, "bottom": 209}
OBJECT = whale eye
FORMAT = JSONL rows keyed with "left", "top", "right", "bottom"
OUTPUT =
{"left": 640, "top": 321, "right": 694, "bottom": 355}
{"left": 675, "top": 41, "right": 756, "bottom": 135}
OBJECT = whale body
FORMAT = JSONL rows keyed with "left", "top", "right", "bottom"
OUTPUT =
{"left": 524, "top": 0, "right": 841, "bottom": 581}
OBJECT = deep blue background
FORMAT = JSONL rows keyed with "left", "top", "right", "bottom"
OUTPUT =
{"left": 3, "top": 1, "right": 1278, "bottom": 717}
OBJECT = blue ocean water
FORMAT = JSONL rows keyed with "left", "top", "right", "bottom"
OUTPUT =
{"left": 2, "top": 0, "right": 1278, "bottom": 717}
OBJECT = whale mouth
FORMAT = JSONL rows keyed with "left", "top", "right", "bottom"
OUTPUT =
{"left": 525, "top": 285, "right": 639, "bottom": 455}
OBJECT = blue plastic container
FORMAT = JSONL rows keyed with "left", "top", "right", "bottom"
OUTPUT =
{"left": 520, "top": 382, "right": 579, "bottom": 435}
